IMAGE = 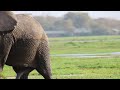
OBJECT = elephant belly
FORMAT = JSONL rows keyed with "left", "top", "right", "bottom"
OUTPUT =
{"left": 5, "top": 39, "right": 40, "bottom": 68}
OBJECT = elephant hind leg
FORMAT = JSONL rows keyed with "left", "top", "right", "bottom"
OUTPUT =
{"left": 12, "top": 66, "right": 34, "bottom": 79}
{"left": 36, "top": 67, "right": 51, "bottom": 79}
{"left": 35, "top": 41, "right": 52, "bottom": 79}
{"left": 36, "top": 53, "right": 52, "bottom": 79}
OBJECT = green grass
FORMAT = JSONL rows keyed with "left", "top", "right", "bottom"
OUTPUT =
{"left": 49, "top": 35, "right": 120, "bottom": 42}
{"left": 51, "top": 57, "right": 120, "bottom": 79}
{"left": 1, "top": 35, "right": 120, "bottom": 79}
{"left": 49, "top": 35, "right": 120, "bottom": 54}
{"left": 1, "top": 56, "right": 120, "bottom": 79}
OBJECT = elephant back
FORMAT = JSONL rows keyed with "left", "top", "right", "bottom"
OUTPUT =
{"left": 12, "top": 14, "right": 45, "bottom": 40}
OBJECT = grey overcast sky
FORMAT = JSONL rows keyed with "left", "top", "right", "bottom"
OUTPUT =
{"left": 13, "top": 11, "right": 120, "bottom": 20}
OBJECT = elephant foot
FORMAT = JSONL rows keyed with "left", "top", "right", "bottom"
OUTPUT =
{"left": 36, "top": 68, "right": 52, "bottom": 79}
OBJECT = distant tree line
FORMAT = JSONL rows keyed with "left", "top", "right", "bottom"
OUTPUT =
{"left": 34, "top": 12, "right": 120, "bottom": 37}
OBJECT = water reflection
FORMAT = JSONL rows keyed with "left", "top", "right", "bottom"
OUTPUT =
{"left": 51, "top": 52, "right": 120, "bottom": 58}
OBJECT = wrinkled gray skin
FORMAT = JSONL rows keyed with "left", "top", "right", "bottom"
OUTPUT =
{"left": 0, "top": 11, "right": 52, "bottom": 79}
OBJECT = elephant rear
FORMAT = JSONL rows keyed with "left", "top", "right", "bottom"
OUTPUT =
{"left": 6, "top": 14, "right": 50, "bottom": 69}
{"left": 0, "top": 12, "right": 52, "bottom": 79}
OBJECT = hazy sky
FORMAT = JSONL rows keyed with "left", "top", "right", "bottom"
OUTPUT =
{"left": 13, "top": 11, "right": 120, "bottom": 20}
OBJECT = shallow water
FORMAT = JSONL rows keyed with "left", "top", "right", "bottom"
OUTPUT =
{"left": 51, "top": 52, "right": 120, "bottom": 58}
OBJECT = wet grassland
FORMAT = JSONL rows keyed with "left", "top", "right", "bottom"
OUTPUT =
{"left": 1, "top": 35, "right": 120, "bottom": 79}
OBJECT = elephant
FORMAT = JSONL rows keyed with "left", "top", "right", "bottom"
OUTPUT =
{"left": 0, "top": 11, "right": 52, "bottom": 79}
